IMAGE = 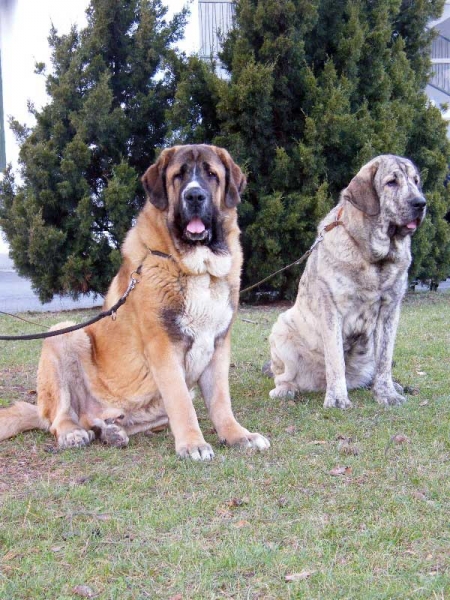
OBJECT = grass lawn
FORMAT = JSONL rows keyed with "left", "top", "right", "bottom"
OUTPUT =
{"left": 0, "top": 293, "right": 449, "bottom": 599}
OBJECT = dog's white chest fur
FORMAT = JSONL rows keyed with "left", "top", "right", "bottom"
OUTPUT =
{"left": 179, "top": 274, "right": 233, "bottom": 385}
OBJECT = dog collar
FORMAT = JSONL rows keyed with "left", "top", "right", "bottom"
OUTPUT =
{"left": 146, "top": 247, "right": 174, "bottom": 261}
{"left": 323, "top": 206, "right": 344, "bottom": 232}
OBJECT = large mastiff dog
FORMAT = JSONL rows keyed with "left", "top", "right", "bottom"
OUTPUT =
{"left": 269, "top": 155, "right": 426, "bottom": 408}
{"left": 0, "top": 144, "right": 269, "bottom": 459}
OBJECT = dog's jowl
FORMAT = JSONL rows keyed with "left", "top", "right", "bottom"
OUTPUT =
{"left": 0, "top": 145, "right": 270, "bottom": 459}
{"left": 269, "top": 154, "right": 426, "bottom": 408}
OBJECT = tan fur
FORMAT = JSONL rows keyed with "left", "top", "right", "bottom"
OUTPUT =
{"left": 269, "top": 155, "right": 426, "bottom": 408}
{"left": 0, "top": 145, "right": 269, "bottom": 459}
{"left": 0, "top": 401, "right": 48, "bottom": 441}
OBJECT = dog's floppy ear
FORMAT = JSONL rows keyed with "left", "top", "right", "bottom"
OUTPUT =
{"left": 141, "top": 147, "right": 178, "bottom": 210}
{"left": 343, "top": 161, "right": 380, "bottom": 217}
{"left": 213, "top": 147, "right": 247, "bottom": 208}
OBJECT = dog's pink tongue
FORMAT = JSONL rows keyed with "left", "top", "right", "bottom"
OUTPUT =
{"left": 187, "top": 218, "right": 206, "bottom": 234}
{"left": 406, "top": 221, "right": 417, "bottom": 230}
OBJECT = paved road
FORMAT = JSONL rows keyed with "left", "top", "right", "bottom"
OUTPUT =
{"left": 0, "top": 270, "right": 102, "bottom": 314}
{"left": 0, "top": 262, "right": 448, "bottom": 315}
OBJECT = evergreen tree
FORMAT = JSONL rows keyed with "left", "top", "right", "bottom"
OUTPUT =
{"left": 0, "top": 0, "right": 187, "bottom": 301}
{"left": 172, "top": 0, "right": 450, "bottom": 297}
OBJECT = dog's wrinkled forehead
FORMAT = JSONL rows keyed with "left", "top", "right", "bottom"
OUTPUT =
{"left": 374, "top": 155, "right": 420, "bottom": 188}
{"left": 166, "top": 146, "right": 225, "bottom": 184}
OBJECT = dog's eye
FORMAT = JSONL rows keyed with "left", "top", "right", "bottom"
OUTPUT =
{"left": 386, "top": 179, "right": 397, "bottom": 187}
{"left": 206, "top": 170, "right": 218, "bottom": 180}
{"left": 173, "top": 172, "right": 183, "bottom": 181}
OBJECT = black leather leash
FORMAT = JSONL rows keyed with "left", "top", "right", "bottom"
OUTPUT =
{"left": 0, "top": 267, "right": 142, "bottom": 341}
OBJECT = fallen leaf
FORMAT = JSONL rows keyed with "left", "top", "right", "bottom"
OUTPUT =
{"left": 234, "top": 520, "right": 250, "bottom": 528}
{"left": 338, "top": 438, "right": 360, "bottom": 456}
{"left": 411, "top": 490, "right": 427, "bottom": 501}
{"left": 416, "top": 371, "right": 426, "bottom": 376}
{"left": 285, "top": 570, "right": 315, "bottom": 582}
{"left": 51, "top": 546, "right": 63, "bottom": 553}
{"left": 285, "top": 425, "right": 297, "bottom": 434}
{"left": 71, "top": 476, "right": 92, "bottom": 486}
{"left": 419, "top": 400, "right": 429, "bottom": 407}
{"left": 227, "top": 497, "right": 249, "bottom": 507}
{"left": 404, "top": 385, "right": 420, "bottom": 396}
{"left": 309, "top": 440, "right": 327, "bottom": 445}
{"left": 169, "top": 595, "right": 183, "bottom": 600}
{"left": 329, "top": 466, "right": 352, "bottom": 476}
{"left": 385, "top": 433, "right": 411, "bottom": 455}
{"left": 278, "top": 496, "right": 288, "bottom": 507}
{"left": 392, "top": 434, "right": 410, "bottom": 444}
{"left": 72, "top": 585, "right": 96, "bottom": 598}
{"left": 96, "top": 513, "right": 112, "bottom": 521}
{"left": 2, "top": 551, "right": 20, "bottom": 561}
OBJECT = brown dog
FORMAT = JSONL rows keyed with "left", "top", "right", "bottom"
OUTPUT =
{"left": 0, "top": 145, "right": 270, "bottom": 460}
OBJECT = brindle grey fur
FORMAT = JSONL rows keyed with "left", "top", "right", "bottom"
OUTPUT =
{"left": 269, "top": 155, "right": 426, "bottom": 408}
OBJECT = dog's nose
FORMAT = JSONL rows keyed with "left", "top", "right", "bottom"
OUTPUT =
{"left": 410, "top": 196, "right": 426, "bottom": 210}
{"left": 184, "top": 187, "right": 207, "bottom": 205}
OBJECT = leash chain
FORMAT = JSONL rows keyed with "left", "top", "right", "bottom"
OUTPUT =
{"left": 240, "top": 211, "right": 343, "bottom": 295}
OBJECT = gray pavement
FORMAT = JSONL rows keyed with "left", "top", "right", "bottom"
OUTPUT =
{"left": 0, "top": 258, "right": 102, "bottom": 314}
{"left": 0, "top": 254, "right": 448, "bottom": 315}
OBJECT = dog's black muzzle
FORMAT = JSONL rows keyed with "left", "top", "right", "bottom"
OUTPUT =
{"left": 180, "top": 186, "right": 214, "bottom": 243}
{"left": 395, "top": 195, "right": 427, "bottom": 237}
{"left": 410, "top": 195, "right": 426, "bottom": 217}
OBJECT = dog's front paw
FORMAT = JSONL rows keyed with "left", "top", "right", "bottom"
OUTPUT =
{"left": 177, "top": 442, "right": 215, "bottom": 461}
{"left": 373, "top": 382, "right": 406, "bottom": 406}
{"left": 323, "top": 391, "right": 352, "bottom": 409}
{"left": 374, "top": 390, "right": 406, "bottom": 406}
{"left": 229, "top": 432, "right": 271, "bottom": 451}
{"left": 58, "top": 428, "right": 95, "bottom": 449}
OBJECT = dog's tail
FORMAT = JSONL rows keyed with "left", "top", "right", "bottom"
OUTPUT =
{"left": 0, "top": 401, "right": 48, "bottom": 442}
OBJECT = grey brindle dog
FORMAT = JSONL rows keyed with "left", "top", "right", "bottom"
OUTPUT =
{"left": 269, "top": 155, "right": 426, "bottom": 408}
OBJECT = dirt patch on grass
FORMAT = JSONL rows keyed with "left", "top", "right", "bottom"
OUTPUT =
{"left": 0, "top": 441, "right": 76, "bottom": 497}
{"left": 0, "top": 365, "right": 37, "bottom": 405}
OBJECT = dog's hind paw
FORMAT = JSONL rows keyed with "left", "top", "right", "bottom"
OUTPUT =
{"left": 58, "top": 428, "right": 95, "bottom": 449}
{"left": 269, "top": 384, "right": 298, "bottom": 400}
{"left": 261, "top": 360, "right": 273, "bottom": 378}
{"left": 323, "top": 392, "right": 352, "bottom": 409}
{"left": 393, "top": 381, "right": 404, "bottom": 394}
{"left": 100, "top": 424, "right": 129, "bottom": 447}
{"left": 90, "top": 418, "right": 129, "bottom": 447}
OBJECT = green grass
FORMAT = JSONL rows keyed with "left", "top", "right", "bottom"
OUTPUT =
{"left": 0, "top": 295, "right": 449, "bottom": 599}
